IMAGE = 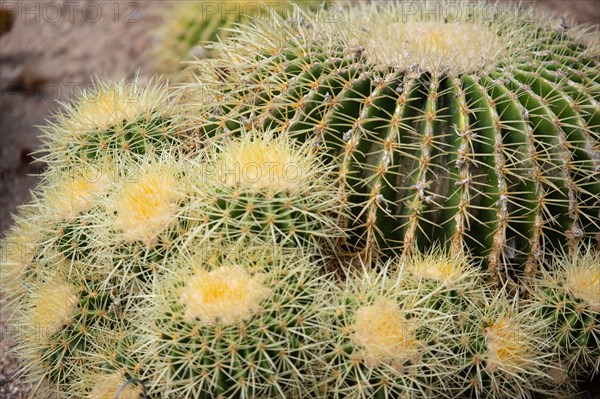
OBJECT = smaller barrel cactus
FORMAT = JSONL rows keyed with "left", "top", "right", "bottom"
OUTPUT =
{"left": 60, "top": 154, "right": 193, "bottom": 281}
{"left": 13, "top": 267, "right": 122, "bottom": 395}
{"left": 527, "top": 246, "right": 600, "bottom": 380}
{"left": 448, "top": 291, "right": 555, "bottom": 398}
{"left": 393, "top": 249, "right": 491, "bottom": 313}
{"left": 133, "top": 243, "right": 332, "bottom": 398}
{"left": 186, "top": 131, "right": 346, "bottom": 249}
{"left": 316, "top": 262, "right": 458, "bottom": 399}
{"left": 39, "top": 77, "right": 184, "bottom": 164}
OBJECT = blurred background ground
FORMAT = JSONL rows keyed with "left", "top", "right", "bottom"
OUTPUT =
{"left": 0, "top": 0, "right": 598, "bottom": 397}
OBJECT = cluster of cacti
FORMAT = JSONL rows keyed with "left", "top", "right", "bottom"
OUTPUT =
{"left": 189, "top": 1, "right": 600, "bottom": 285}
{"left": 1, "top": 1, "right": 599, "bottom": 398}
{"left": 317, "top": 256, "right": 559, "bottom": 399}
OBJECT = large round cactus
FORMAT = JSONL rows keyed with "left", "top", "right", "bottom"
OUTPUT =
{"left": 187, "top": 1, "right": 600, "bottom": 283}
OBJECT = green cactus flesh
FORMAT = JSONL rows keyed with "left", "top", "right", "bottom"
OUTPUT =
{"left": 190, "top": 2, "right": 600, "bottom": 281}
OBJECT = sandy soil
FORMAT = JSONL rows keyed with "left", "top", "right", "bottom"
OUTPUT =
{"left": 0, "top": 0, "right": 598, "bottom": 397}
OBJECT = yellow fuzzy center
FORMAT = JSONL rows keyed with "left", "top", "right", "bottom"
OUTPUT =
{"left": 565, "top": 266, "right": 600, "bottom": 308}
{"left": 68, "top": 83, "right": 159, "bottom": 132}
{"left": 484, "top": 317, "right": 531, "bottom": 374}
{"left": 352, "top": 297, "right": 417, "bottom": 362}
{"left": 217, "top": 137, "right": 305, "bottom": 191}
{"left": 28, "top": 280, "right": 78, "bottom": 338}
{"left": 88, "top": 374, "right": 143, "bottom": 399}
{"left": 179, "top": 266, "right": 271, "bottom": 323}
{"left": 360, "top": 21, "right": 502, "bottom": 73}
{"left": 408, "top": 258, "right": 464, "bottom": 283}
{"left": 1, "top": 226, "right": 40, "bottom": 280}
{"left": 113, "top": 168, "right": 179, "bottom": 242}
{"left": 48, "top": 168, "right": 109, "bottom": 219}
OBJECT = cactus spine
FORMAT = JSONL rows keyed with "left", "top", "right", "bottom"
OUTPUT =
{"left": 188, "top": 1, "right": 600, "bottom": 281}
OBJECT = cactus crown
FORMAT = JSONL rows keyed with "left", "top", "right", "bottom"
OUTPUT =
{"left": 56, "top": 77, "right": 166, "bottom": 133}
{"left": 26, "top": 277, "right": 79, "bottom": 337}
{"left": 562, "top": 251, "right": 600, "bottom": 309}
{"left": 178, "top": 264, "right": 271, "bottom": 323}
{"left": 210, "top": 132, "right": 312, "bottom": 192}
{"left": 352, "top": 296, "right": 419, "bottom": 365}
{"left": 86, "top": 374, "right": 144, "bottom": 399}
{"left": 403, "top": 249, "right": 474, "bottom": 285}
{"left": 111, "top": 162, "right": 182, "bottom": 243}
{"left": 45, "top": 164, "right": 111, "bottom": 221}
{"left": 483, "top": 315, "right": 535, "bottom": 374}
{"left": 306, "top": 1, "right": 518, "bottom": 75}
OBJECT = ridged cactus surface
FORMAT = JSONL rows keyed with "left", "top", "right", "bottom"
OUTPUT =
{"left": 188, "top": 1, "right": 600, "bottom": 282}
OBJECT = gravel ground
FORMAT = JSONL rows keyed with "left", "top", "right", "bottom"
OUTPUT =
{"left": 0, "top": 0, "right": 598, "bottom": 398}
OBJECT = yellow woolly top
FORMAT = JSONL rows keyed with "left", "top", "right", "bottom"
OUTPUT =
{"left": 65, "top": 81, "right": 163, "bottom": 132}
{"left": 484, "top": 317, "right": 532, "bottom": 374}
{"left": 1, "top": 223, "right": 41, "bottom": 280}
{"left": 113, "top": 166, "right": 180, "bottom": 242}
{"left": 564, "top": 263, "right": 600, "bottom": 310}
{"left": 88, "top": 373, "right": 143, "bottom": 399}
{"left": 352, "top": 297, "right": 418, "bottom": 363}
{"left": 46, "top": 166, "right": 110, "bottom": 219}
{"left": 406, "top": 254, "right": 467, "bottom": 284}
{"left": 360, "top": 20, "right": 502, "bottom": 73}
{"left": 28, "top": 279, "right": 79, "bottom": 338}
{"left": 215, "top": 135, "right": 309, "bottom": 192}
{"left": 178, "top": 265, "right": 271, "bottom": 324}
